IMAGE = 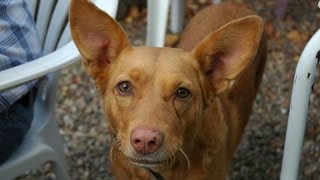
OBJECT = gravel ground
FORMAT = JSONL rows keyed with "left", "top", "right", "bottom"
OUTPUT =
{"left": 17, "top": 0, "right": 320, "bottom": 179}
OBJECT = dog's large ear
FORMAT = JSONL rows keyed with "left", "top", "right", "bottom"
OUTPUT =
{"left": 192, "top": 15, "right": 263, "bottom": 95}
{"left": 70, "top": 0, "right": 131, "bottom": 80}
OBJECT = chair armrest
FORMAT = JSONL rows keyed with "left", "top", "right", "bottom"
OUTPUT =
{"left": 0, "top": 42, "right": 80, "bottom": 91}
{"left": 280, "top": 29, "right": 320, "bottom": 180}
{"left": 0, "top": 0, "right": 119, "bottom": 92}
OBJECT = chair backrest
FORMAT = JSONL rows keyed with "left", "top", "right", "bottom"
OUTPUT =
{"left": 26, "top": 0, "right": 71, "bottom": 55}
{"left": 25, "top": 0, "right": 72, "bottom": 133}
{"left": 23, "top": 0, "right": 119, "bottom": 134}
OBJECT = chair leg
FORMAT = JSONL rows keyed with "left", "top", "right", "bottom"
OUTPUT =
{"left": 146, "top": 0, "right": 170, "bottom": 47}
{"left": 52, "top": 160, "right": 70, "bottom": 180}
{"left": 169, "top": 0, "right": 185, "bottom": 34}
{"left": 41, "top": 115, "right": 69, "bottom": 178}
{"left": 212, "top": 0, "right": 221, "bottom": 3}
{"left": 169, "top": 0, "right": 220, "bottom": 34}
{"left": 280, "top": 29, "right": 320, "bottom": 180}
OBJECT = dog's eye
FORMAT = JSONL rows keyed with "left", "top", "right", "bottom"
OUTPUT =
{"left": 116, "top": 81, "right": 133, "bottom": 95}
{"left": 175, "top": 87, "right": 191, "bottom": 99}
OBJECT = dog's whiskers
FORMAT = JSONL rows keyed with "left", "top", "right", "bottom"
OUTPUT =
{"left": 115, "top": 141, "right": 122, "bottom": 162}
{"left": 110, "top": 136, "right": 122, "bottom": 165}
{"left": 169, "top": 147, "right": 176, "bottom": 167}
{"left": 110, "top": 137, "right": 117, "bottom": 164}
{"left": 166, "top": 148, "right": 174, "bottom": 167}
{"left": 166, "top": 148, "right": 172, "bottom": 166}
{"left": 178, "top": 147, "right": 190, "bottom": 171}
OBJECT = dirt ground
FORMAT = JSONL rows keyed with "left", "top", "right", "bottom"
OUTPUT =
{"left": 18, "top": 0, "right": 320, "bottom": 179}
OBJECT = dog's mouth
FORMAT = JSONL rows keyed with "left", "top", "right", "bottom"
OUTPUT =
{"left": 127, "top": 157, "right": 168, "bottom": 167}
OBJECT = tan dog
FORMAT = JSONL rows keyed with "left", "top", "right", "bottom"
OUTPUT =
{"left": 70, "top": 1, "right": 267, "bottom": 179}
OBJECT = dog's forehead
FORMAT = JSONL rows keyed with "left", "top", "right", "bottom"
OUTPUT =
{"left": 118, "top": 46, "right": 197, "bottom": 73}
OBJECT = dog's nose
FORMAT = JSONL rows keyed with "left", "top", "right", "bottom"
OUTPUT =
{"left": 130, "top": 128, "right": 164, "bottom": 155}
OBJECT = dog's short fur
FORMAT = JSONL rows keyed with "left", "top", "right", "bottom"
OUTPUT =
{"left": 70, "top": 1, "right": 267, "bottom": 179}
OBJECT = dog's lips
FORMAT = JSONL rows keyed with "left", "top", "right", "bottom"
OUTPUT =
{"left": 128, "top": 157, "right": 167, "bottom": 166}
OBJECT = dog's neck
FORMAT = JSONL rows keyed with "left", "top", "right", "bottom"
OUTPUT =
{"left": 192, "top": 97, "right": 226, "bottom": 150}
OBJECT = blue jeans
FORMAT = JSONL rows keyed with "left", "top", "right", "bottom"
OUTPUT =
{"left": 0, "top": 89, "right": 36, "bottom": 165}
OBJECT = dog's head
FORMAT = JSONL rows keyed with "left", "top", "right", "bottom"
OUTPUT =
{"left": 70, "top": 0, "right": 262, "bottom": 170}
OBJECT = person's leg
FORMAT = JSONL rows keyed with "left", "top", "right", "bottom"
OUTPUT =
{"left": 0, "top": 89, "right": 36, "bottom": 165}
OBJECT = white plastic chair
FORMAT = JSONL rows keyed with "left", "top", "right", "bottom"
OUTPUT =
{"left": 146, "top": 0, "right": 220, "bottom": 47}
{"left": 0, "top": 0, "right": 118, "bottom": 179}
{"left": 280, "top": 26, "right": 320, "bottom": 180}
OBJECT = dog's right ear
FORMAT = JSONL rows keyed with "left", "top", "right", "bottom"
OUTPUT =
{"left": 70, "top": 0, "right": 131, "bottom": 80}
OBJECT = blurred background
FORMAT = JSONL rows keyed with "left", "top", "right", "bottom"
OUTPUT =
{"left": 18, "top": 0, "right": 320, "bottom": 179}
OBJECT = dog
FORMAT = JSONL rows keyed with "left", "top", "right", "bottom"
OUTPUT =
{"left": 70, "top": 0, "right": 267, "bottom": 179}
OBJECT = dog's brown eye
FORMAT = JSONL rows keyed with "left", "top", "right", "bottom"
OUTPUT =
{"left": 116, "top": 81, "right": 133, "bottom": 95}
{"left": 176, "top": 88, "right": 191, "bottom": 99}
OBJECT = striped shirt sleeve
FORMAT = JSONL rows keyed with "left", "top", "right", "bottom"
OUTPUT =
{"left": 0, "top": 0, "right": 42, "bottom": 112}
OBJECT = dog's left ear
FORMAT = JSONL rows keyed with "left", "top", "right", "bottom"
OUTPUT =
{"left": 192, "top": 15, "right": 263, "bottom": 95}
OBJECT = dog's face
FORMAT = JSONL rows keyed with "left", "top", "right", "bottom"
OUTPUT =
{"left": 70, "top": 0, "right": 262, "bottom": 170}
{"left": 104, "top": 46, "right": 205, "bottom": 167}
